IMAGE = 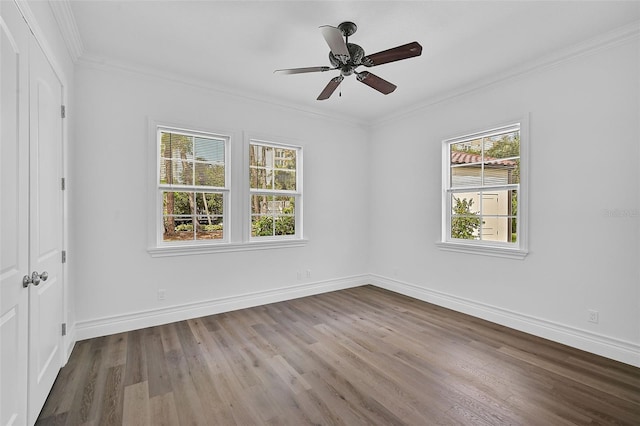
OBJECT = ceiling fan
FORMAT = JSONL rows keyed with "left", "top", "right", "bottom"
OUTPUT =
{"left": 275, "top": 21, "right": 422, "bottom": 100}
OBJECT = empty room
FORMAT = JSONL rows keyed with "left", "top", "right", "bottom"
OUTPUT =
{"left": 1, "top": 0, "right": 640, "bottom": 425}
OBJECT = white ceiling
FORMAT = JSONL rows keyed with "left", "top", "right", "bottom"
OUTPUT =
{"left": 67, "top": 1, "right": 640, "bottom": 124}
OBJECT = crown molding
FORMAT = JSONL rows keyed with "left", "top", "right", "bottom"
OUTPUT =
{"left": 49, "top": 0, "right": 83, "bottom": 62}
{"left": 77, "top": 54, "right": 370, "bottom": 129}
{"left": 374, "top": 19, "right": 640, "bottom": 128}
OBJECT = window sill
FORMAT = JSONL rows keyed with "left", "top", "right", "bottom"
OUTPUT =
{"left": 436, "top": 241, "right": 528, "bottom": 260}
{"left": 148, "top": 239, "right": 308, "bottom": 258}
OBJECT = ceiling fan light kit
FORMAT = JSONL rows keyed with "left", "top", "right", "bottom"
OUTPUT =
{"left": 275, "top": 21, "right": 422, "bottom": 100}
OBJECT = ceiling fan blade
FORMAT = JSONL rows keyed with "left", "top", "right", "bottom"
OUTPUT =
{"left": 274, "top": 66, "right": 333, "bottom": 75}
{"left": 320, "top": 25, "right": 350, "bottom": 64}
{"left": 356, "top": 71, "right": 397, "bottom": 95}
{"left": 363, "top": 41, "right": 422, "bottom": 67}
{"left": 317, "top": 76, "right": 344, "bottom": 100}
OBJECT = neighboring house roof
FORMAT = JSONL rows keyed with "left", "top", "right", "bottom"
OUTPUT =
{"left": 451, "top": 151, "right": 517, "bottom": 167}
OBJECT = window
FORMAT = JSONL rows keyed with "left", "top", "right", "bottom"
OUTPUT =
{"left": 439, "top": 122, "right": 528, "bottom": 259}
{"left": 249, "top": 140, "right": 302, "bottom": 239}
{"left": 157, "top": 127, "right": 229, "bottom": 245}
{"left": 148, "top": 124, "right": 306, "bottom": 256}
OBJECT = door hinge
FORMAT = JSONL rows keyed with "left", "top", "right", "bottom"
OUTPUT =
{"left": 61, "top": 105, "right": 66, "bottom": 118}
{"left": 62, "top": 323, "right": 67, "bottom": 336}
{"left": 62, "top": 250, "right": 67, "bottom": 264}
{"left": 61, "top": 177, "right": 66, "bottom": 190}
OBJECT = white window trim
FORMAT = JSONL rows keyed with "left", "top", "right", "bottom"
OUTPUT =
{"left": 438, "top": 117, "right": 529, "bottom": 260}
{"left": 147, "top": 121, "right": 307, "bottom": 257}
{"left": 247, "top": 135, "right": 303, "bottom": 242}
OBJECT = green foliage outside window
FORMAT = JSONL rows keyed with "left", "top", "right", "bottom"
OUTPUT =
{"left": 451, "top": 197, "right": 480, "bottom": 240}
{"left": 252, "top": 204, "right": 295, "bottom": 237}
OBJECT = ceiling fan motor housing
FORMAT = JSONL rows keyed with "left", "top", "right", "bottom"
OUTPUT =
{"left": 329, "top": 43, "right": 366, "bottom": 76}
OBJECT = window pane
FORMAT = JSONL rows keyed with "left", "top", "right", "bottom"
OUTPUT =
{"left": 250, "top": 168, "right": 273, "bottom": 189}
{"left": 251, "top": 195, "right": 296, "bottom": 237}
{"left": 163, "top": 216, "right": 194, "bottom": 241}
{"left": 451, "top": 164, "right": 482, "bottom": 187}
{"left": 195, "top": 162, "right": 225, "bottom": 187}
{"left": 199, "top": 192, "right": 224, "bottom": 216}
{"left": 450, "top": 192, "right": 480, "bottom": 240}
{"left": 159, "top": 158, "right": 192, "bottom": 185}
{"left": 251, "top": 215, "right": 274, "bottom": 237}
{"left": 195, "top": 215, "right": 224, "bottom": 240}
{"left": 274, "top": 170, "right": 296, "bottom": 190}
{"left": 194, "top": 137, "right": 224, "bottom": 163}
{"left": 159, "top": 132, "right": 194, "bottom": 185}
{"left": 480, "top": 191, "right": 510, "bottom": 216}
{"left": 274, "top": 196, "right": 295, "bottom": 236}
{"left": 160, "top": 132, "right": 192, "bottom": 160}
{"left": 451, "top": 138, "right": 482, "bottom": 155}
{"left": 274, "top": 148, "right": 296, "bottom": 169}
{"left": 451, "top": 192, "right": 479, "bottom": 215}
{"left": 483, "top": 165, "right": 517, "bottom": 185}
{"left": 251, "top": 194, "right": 270, "bottom": 215}
{"left": 163, "top": 191, "right": 224, "bottom": 241}
{"left": 480, "top": 216, "right": 513, "bottom": 243}
{"left": 163, "top": 191, "right": 193, "bottom": 216}
{"left": 194, "top": 137, "right": 226, "bottom": 187}
{"left": 483, "top": 131, "right": 519, "bottom": 159}
{"left": 250, "top": 145, "right": 271, "bottom": 167}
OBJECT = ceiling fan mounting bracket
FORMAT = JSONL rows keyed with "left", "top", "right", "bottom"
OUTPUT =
{"left": 337, "top": 21, "right": 357, "bottom": 37}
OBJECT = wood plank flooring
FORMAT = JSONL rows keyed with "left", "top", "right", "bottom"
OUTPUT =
{"left": 37, "top": 285, "right": 640, "bottom": 425}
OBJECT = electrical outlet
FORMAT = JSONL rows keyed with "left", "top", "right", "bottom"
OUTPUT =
{"left": 306, "top": 269, "right": 311, "bottom": 278}
{"left": 297, "top": 271, "right": 302, "bottom": 280}
{"left": 588, "top": 309, "right": 599, "bottom": 324}
{"left": 158, "top": 289, "right": 166, "bottom": 301}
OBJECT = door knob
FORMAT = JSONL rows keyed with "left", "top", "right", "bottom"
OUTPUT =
{"left": 22, "top": 271, "right": 48, "bottom": 288}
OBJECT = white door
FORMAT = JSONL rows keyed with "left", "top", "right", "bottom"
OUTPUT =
{"left": 27, "top": 33, "right": 64, "bottom": 424}
{"left": 0, "top": 1, "right": 30, "bottom": 425}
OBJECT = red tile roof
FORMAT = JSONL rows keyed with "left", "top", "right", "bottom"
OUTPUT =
{"left": 451, "top": 151, "right": 517, "bottom": 167}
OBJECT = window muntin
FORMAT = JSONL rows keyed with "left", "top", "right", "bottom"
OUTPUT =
{"left": 249, "top": 141, "right": 301, "bottom": 239}
{"left": 445, "top": 124, "right": 521, "bottom": 246}
{"left": 158, "top": 128, "right": 229, "bottom": 244}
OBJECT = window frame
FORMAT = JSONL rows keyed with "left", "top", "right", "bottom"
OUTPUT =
{"left": 248, "top": 138, "right": 303, "bottom": 242}
{"left": 154, "top": 125, "right": 231, "bottom": 247}
{"left": 437, "top": 118, "right": 529, "bottom": 259}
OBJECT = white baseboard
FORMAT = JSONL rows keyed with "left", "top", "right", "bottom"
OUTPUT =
{"left": 369, "top": 274, "right": 640, "bottom": 368}
{"left": 72, "top": 273, "right": 639, "bottom": 368}
{"left": 74, "top": 275, "right": 367, "bottom": 341}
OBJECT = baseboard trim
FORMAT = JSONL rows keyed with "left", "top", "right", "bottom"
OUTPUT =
{"left": 369, "top": 274, "right": 640, "bottom": 368}
{"left": 74, "top": 275, "right": 367, "bottom": 341}
{"left": 73, "top": 273, "right": 640, "bottom": 367}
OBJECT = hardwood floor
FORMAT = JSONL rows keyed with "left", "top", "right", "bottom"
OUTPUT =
{"left": 37, "top": 285, "right": 640, "bottom": 425}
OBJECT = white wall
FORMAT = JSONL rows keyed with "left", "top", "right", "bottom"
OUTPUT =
{"left": 72, "top": 63, "right": 371, "bottom": 337}
{"left": 368, "top": 37, "right": 640, "bottom": 366}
